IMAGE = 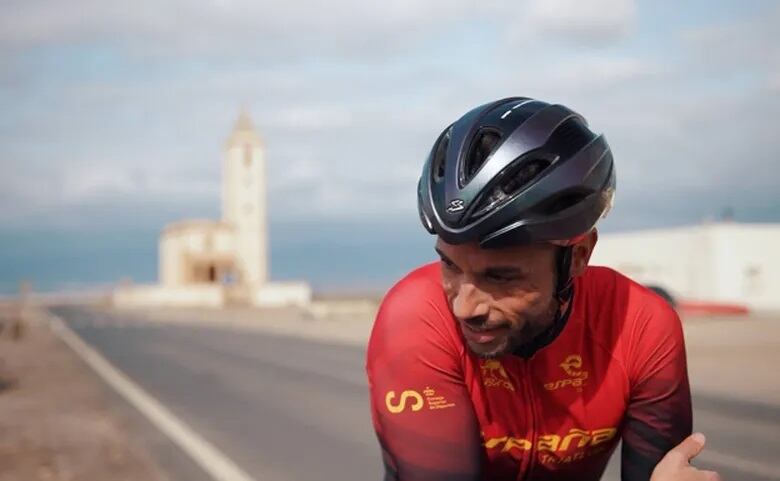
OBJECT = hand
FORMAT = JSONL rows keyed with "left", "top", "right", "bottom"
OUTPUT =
{"left": 651, "top": 433, "right": 722, "bottom": 481}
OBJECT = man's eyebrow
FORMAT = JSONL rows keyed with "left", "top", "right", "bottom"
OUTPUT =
{"left": 484, "top": 266, "right": 525, "bottom": 275}
{"left": 435, "top": 248, "right": 524, "bottom": 275}
{"left": 434, "top": 247, "right": 451, "bottom": 262}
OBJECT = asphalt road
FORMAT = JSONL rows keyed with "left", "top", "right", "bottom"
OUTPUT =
{"left": 50, "top": 306, "right": 779, "bottom": 481}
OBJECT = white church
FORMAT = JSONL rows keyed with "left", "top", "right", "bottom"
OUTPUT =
{"left": 113, "top": 112, "right": 312, "bottom": 308}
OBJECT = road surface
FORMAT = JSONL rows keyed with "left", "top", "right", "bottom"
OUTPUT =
{"left": 49, "top": 306, "right": 779, "bottom": 481}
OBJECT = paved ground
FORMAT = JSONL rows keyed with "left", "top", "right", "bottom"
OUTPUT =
{"left": 49, "top": 305, "right": 780, "bottom": 481}
{"left": 50, "top": 306, "right": 380, "bottom": 481}
{"left": 0, "top": 307, "right": 171, "bottom": 481}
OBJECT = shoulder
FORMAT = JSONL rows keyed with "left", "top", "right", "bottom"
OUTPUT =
{"left": 577, "top": 266, "right": 684, "bottom": 373}
{"left": 367, "top": 262, "right": 462, "bottom": 366}
{"left": 379, "top": 262, "right": 444, "bottom": 313}
{"left": 578, "top": 265, "right": 678, "bottom": 324}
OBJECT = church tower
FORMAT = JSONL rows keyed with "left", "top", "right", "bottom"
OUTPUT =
{"left": 222, "top": 111, "right": 268, "bottom": 286}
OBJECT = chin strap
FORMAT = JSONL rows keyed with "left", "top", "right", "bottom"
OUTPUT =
{"left": 512, "top": 290, "right": 574, "bottom": 359}
{"left": 512, "top": 246, "right": 576, "bottom": 359}
{"left": 555, "top": 245, "right": 575, "bottom": 304}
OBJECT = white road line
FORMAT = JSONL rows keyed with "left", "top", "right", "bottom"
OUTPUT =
{"left": 699, "top": 448, "right": 780, "bottom": 479}
{"left": 47, "top": 313, "right": 259, "bottom": 481}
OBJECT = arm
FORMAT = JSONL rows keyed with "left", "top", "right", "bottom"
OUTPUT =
{"left": 366, "top": 284, "right": 483, "bottom": 481}
{"left": 621, "top": 299, "right": 693, "bottom": 481}
{"left": 651, "top": 433, "right": 722, "bottom": 481}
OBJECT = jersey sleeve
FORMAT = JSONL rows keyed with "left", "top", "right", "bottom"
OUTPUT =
{"left": 366, "top": 278, "right": 483, "bottom": 481}
{"left": 620, "top": 295, "right": 693, "bottom": 481}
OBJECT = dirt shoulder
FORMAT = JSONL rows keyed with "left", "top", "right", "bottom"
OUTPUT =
{"left": 683, "top": 312, "right": 780, "bottom": 406}
{"left": 0, "top": 306, "right": 169, "bottom": 481}
{"left": 107, "top": 303, "right": 377, "bottom": 346}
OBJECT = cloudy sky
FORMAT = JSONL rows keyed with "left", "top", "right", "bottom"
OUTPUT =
{"left": 1, "top": 0, "right": 778, "bottom": 293}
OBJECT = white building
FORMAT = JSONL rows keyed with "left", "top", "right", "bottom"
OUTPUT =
{"left": 591, "top": 222, "right": 780, "bottom": 311}
{"left": 114, "top": 112, "right": 311, "bottom": 308}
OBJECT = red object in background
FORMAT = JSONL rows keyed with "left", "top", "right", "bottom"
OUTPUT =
{"left": 677, "top": 301, "right": 750, "bottom": 316}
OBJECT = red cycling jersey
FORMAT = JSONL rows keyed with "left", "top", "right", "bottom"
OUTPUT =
{"left": 366, "top": 263, "right": 691, "bottom": 481}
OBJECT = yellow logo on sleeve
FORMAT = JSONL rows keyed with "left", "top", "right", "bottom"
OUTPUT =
{"left": 384, "top": 387, "right": 456, "bottom": 414}
{"left": 385, "top": 390, "right": 424, "bottom": 414}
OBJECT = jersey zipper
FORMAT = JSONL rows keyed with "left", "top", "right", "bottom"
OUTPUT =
{"left": 520, "top": 358, "right": 538, "bottom": 481}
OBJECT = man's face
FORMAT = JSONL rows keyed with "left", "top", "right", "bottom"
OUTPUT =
{"left": 436, "top": 238, "right": 559, "bottom": 358}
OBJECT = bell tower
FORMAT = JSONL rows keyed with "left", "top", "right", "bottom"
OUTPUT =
{"left": 222, "top": 110, "right": 268, "bottom": 286}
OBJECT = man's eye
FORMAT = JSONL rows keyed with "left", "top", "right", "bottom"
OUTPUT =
{"left": 485, "top": 273, "right": 516, "bottom": 283}
{"left": 441, "top": 258, "right": 457, "bottom": 271}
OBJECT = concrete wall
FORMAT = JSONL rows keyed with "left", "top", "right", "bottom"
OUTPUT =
{"left": 253, "top": 282, "right": 312, "bottom": 308}
{"left": 114, "top": 282, "right": 313, "bottom": 309}
{"left": 591, "top": 225, "right": 716, "bottom": 300}
{"left": 306, "top": 298, "right": 379, "bottom": 320}
{"left": 708, "top": 224, "right": 780, "bottom": 310}
{"left": 160, "top": 233, "right": 186, "bottom": 286}
{"left": 113, "top": 284, "right": 225, "bottom": 308}
{"left": 591, "top": 223, "right": 780, "bottom": 310}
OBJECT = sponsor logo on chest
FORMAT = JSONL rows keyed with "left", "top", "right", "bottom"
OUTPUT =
{"left": 480, "top": 359, "right": 515, "bottom": 391}
{"left": 544, "top": 354, "right": 589, "bottom": 392}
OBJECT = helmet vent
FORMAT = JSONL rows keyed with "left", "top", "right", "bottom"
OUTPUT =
{"left": 469, "top": 157, "right": 552, "bottom": 220}
{"left": 500, "top": 158, "right": 550, "bottom": 196}
{"left": 462, "top": 128, "right": 501, "bottom": 185}
{"left": 431, "top": 129, "right": 450, "bottom": 182}
{"left": 547, "top": 118, "right": 592, "bottom": 160}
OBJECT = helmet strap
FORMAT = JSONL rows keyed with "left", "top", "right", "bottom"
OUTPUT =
{"left": 554, "top": 246, "right": 575, "bottom": 303}
{"left": 511, "top": 245, "right": 575, "bottom": 359}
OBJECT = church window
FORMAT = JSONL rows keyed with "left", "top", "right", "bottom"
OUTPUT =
{"left": 244, "top": 144, "right": 252, "bottom": 167}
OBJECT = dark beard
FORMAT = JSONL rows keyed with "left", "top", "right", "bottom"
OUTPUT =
{"left": 469, "top": 297, "right": 561, "bottom": 359}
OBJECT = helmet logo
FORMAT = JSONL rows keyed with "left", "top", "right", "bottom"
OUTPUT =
{"left": 447, "top": 199, "right": 465, "bottom": 213}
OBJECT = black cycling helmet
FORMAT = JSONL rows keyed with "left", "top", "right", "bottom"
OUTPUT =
{"left": 418, "top": 97, "right": 615, "bottom": 249}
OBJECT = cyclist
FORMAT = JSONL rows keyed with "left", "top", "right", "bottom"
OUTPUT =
{"left": 366, "top": 97, "right": 717, "bottom": 480}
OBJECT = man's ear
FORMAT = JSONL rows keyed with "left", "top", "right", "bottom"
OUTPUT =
{"left": 570, "top": 230, "right": 598, "bottom": 277}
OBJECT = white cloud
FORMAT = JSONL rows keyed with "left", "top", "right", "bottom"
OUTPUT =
{"left": 0, "top": 0, "right": 640, "bottom": 63}
{"left": 0, "top": 0, "right": 778, "bottom": 234}
{"left": 62, "top": 168, "right": 138, "bottom": 200}
{"left": 769, "top": 71, "right": 780, "bottom": 92}
{"left": 680, "top": 4, "right": 780, "bottom": 73}
{"left": 522, "top": 0, "right": 637, "bottom": 44}
{"left": 532, "top": 56, "right": 661, "bottom": 94}
{"left": 0, "top": 0, "right": 484, "bottom": 59}
{"left": 0, "top": 162, "right": 218, "bottom": 224}
{"left": 275, "top": 106, "right": 354, "bottom": 130}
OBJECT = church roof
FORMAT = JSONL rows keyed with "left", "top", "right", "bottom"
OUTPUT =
{"left": 226, "top": 109, "right": 262, "bottom": 147}
{"left": 233, "top": 110, "right": 255, "bottom": 133}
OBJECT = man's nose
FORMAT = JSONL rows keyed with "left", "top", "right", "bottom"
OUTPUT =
{"left": 452, "top": 283, "right": 489, "bottom": 320}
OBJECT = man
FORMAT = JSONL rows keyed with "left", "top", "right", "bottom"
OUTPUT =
{"left": 366, "top": 97, "right": 720, "bottom": 480}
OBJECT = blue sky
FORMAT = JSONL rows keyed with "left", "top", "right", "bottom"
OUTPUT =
{"left": 1, "top": 0, "right": 778, "bottom": 294}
